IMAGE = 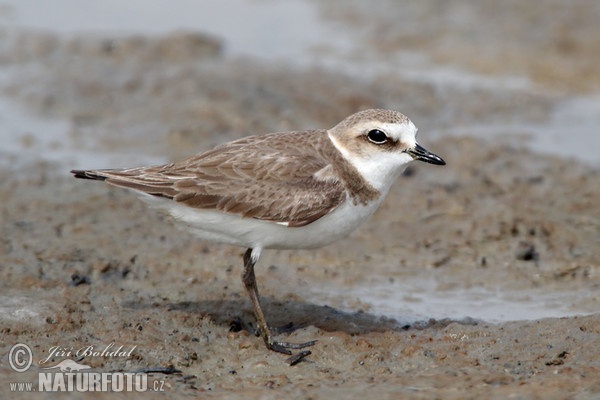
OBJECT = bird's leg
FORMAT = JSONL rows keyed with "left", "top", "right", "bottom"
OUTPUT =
{"left": 242, "top": 248, "right": 317, "bottom": 355}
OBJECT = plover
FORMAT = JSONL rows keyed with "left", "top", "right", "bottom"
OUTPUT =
{"left": 71, "top": 109, "right": 445, "bottom": 361}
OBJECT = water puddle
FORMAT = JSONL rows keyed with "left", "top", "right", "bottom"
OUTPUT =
{"left": 1, "top": 0, "right": 599, "bottom": 169}
{"left": 0, "top": 96, "right": 165, "bottom": 173}
{"left": 434, "top": 95, "right": 600, "bottom": 167}
{"left": 0, "top": 295, "right": 50, "bottom": 325}
{"left": 0, "top": 0, "right": 350, "bottom": 61}
{"left": 308, "top": 278, "right": 596, "bottom": 325}
{"left": 0, "top": 95, "right": 70, "bottom": 171}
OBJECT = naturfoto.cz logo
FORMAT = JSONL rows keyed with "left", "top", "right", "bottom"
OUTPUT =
{"left": 8, "top": 343, "right": 165, "bottom": 393}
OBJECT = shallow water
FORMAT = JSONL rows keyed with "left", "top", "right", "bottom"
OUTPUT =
{"left": 2, "top": 0, "right": 599, "bottom": 166}
{"left": 0, "top": 0, "right": 348, "bottom": 60}
{"left": 309, "top": 278, "right": 597, "bottom": 324}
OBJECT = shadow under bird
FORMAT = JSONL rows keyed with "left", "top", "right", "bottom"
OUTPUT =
{"left": 71, "top": 109, "right": 445, "bottom": 363}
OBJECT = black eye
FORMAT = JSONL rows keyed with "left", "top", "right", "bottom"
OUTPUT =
{"left": 367, "top": 129, "right": 388, "bottom": 144}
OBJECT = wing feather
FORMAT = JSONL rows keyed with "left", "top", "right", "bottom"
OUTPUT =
{"left": 73, "top": 130, "right": 347, "bottom": 226}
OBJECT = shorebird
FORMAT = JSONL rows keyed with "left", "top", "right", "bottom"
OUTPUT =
{"left": 71, "top": 109, "right": 445, "bottom": 362}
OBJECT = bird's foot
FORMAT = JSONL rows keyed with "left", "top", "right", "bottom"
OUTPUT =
{"left": 266, "top": 337, "right": 317, "bottom": 355}
{"left": 259, "top": 326, "right": 317, "bottom": 365}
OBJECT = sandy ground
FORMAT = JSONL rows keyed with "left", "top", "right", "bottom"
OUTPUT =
{"left": 1, "top": 1, "right": 600, "bottom": 398}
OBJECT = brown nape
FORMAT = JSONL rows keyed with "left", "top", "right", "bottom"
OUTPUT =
{"left": 70, "top": 170, "right": 108, "bottom": 181}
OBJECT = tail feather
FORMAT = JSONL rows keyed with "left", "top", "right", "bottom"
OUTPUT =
{"left": 70, "top": 169, "right": 108, "bottom": 181}
{"left": 71, "top": 169, "right": 177, "bottom": 198}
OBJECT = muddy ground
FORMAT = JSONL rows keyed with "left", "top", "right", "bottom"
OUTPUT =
{"left": 1, "top": 1, "right": 600, "bottom": 398}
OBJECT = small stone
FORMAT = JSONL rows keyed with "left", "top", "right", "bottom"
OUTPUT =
{"left": 515, "top": 241, "right": 539, "bottom": 261}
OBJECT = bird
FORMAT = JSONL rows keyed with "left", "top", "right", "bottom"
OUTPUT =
{"left": 71, "top": 109, "right": 445, "bottom": 362}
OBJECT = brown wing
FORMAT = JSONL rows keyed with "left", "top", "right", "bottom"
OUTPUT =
{"left": 71, "top": 130, "right": 347, "bottom": 227}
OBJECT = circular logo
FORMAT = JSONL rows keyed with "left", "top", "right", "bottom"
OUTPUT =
{"left": 9, "top": 343, "right": 33, "bottom": 372}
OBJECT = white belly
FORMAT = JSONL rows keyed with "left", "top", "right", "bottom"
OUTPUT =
{"left": 143, "top": 195, "right": 384, "bottom": 250}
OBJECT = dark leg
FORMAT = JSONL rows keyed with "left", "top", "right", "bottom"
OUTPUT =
{"left": 242, "top": 248, "right": 317, "bottom": 355}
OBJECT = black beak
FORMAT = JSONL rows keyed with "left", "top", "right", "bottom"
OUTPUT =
{"left": 407, "top": 144, "right": 446, "bottom": 166}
